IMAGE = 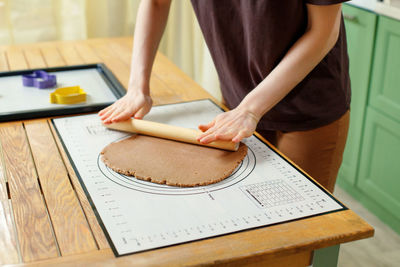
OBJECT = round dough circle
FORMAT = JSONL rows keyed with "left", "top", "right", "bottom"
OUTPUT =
{"left": 100, "top": 135, "right": 248, "bottom": 187}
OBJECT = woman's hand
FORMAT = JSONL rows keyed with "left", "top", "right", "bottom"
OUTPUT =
{"left": 197, "top": 107, "right": 260, "bottom": 144}
{"left": 98, "top": 89, "right": 153, "bottom": 124}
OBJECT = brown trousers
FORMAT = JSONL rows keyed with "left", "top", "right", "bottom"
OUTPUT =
{"left": 258, "top": 111, "right": 350, "bottom": 193}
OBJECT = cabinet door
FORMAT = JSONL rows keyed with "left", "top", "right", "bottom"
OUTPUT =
{"left": 357, "top": 108, "right": 400, "bottom": 222}
{"left": 339, "top": 5, "right": 377, "bottom": 185}
{"left": 369, "top": 16, "right": 400, "bottom": 122}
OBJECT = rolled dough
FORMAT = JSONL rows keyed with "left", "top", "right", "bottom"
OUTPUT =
{"left": 100, "top": 135, "right": 248, "bottom": 187}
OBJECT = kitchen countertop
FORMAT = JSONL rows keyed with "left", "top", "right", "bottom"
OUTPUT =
{"left": 349, "top": 0, "right": 400, "bottom": 20}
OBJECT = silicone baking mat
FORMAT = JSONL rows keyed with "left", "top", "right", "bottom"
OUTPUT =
{"left": 52, "top": 99, "right": 346, "bottom": 257}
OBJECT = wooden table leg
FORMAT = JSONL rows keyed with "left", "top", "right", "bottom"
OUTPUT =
{"left": 312, "top": 245, "right": 340, "bottom": 267}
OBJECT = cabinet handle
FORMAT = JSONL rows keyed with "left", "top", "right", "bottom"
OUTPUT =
{"left": 344, "top": 14, "right": 359, "bottom": 23}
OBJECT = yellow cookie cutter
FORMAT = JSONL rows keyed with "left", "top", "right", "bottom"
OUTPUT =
{"left": 50, "top": 86, "right": 86, "bottom": 104}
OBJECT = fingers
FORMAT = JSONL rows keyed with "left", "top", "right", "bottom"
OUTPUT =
{"left": 197, "top": 120, "right": 216, "bottom": 143}
{"left": 111, "top": 110, "right": 134, "bottom": 123}
{"left": 99, "top": 105, "right": 117, "bottom": 124}
{"left": 197, "top": 124, "right": 216, "bottom": 143}
{"left": 98, "top": 105, "right": 112, "bottom": 116}
{"left": 103, "top": 107, "right": 122, "bottom": 124}
{"left": 198, "top": 126, "right": 234, "bottom": 144}
{"left": 199, "top": 133, "right": 217, "bottom": 144}
{"left": 232, "top": 130, "right": 247, "bottom": 143}
{"left": 101, "top": 103, "right": 148, "bottom": 124}
{"left": 197, "top": 114, "right": 255, "bottom": 144}
{"left": 197, "top": 114, "right": 239, "bottom": 144}
{"left": 99, "top": 91, "right": 153, "bottom": 124}
{"left": 198, "top": 120, "right": 215, "bottom": 132}
{"left": 111, "top": 102, "right": 146, "bottom": 122}
{"left": 198, "top": 131, "right": 236, "bottom": 144}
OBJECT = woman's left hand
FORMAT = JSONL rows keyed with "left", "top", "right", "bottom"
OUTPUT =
{"left": 197, "top": 107, "right": 260, "bottom": 144}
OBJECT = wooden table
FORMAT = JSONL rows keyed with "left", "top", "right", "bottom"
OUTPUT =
{"left": 0, "top": 37, "right": 373, "bottom": 266}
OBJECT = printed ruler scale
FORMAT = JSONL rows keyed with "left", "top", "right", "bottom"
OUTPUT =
{"left": 52, "top": 99, "right": 346, "bottom": 256}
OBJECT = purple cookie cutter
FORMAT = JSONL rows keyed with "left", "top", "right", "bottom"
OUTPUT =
{"left": 22, "top": 70, "right": 57, "bottom": 89}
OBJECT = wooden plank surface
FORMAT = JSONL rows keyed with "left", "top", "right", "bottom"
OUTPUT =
{"left": 0, "top": 199, "right": 19, "bottom": 264}
{"left": 57, "top": 43, "right": 84, "bottom": 66}
{"left": 40, "top": 44, "right": 65, "bottom": 67}
{"left": 0, "top": 46, "right": 19, "bottom": 265}
{"left": 23, "top": 48, "right": 47, "bottom": 69}
{"left": 6, "top": 48, "right": 28, "bottom": 71}
{"left": 24, "top": 120, "right": 97, "bottom": 256}
{"left": 0, "top": 138, "right": 20, "bottom": 264}
{"left": 0, "top": 123, "right": 58, "bottom": 262}
{"left": 74, "top": 42, "right": 102, "bottom": 64}
{"left": 0, "top": 51, "right": 8, "bottom": 71}
{"left": 11, "top": 248, "right": 312, "bottom": 267}
{"left": 87, "top": 39, "right": 130, "bottom": 88}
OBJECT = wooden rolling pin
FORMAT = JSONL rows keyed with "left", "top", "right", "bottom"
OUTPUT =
{"left": 104, "top": 118, "right": 239, "bottom": 151}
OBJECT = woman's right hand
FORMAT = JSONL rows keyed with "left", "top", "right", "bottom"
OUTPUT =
{"left": 98, "top": 88, "right": 153, "bottom": 124}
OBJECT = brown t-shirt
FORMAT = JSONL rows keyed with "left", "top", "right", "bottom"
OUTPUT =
{"left": 191, "top": 0, "right": 351, "bottom": 132}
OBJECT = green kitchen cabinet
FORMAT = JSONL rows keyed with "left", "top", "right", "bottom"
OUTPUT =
{"left": 368, "top": 16, "right": 400, "bottom": 121}
{"left": 356, "top": 15, "right": 400, "bottom": 233}
{"left": 338, "top": 4, "right": 400, "bottom": 235}
{"left": 339, "top": 5, "right": 377, "bottom": 185}
{"left": 357, "top": 108, "right": 400, "bottom": 231}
